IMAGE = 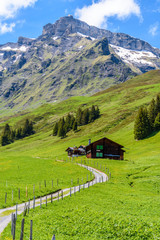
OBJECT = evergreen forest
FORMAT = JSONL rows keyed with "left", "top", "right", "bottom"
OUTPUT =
{"left": 134, "top": 93, "right": 160, "bottom": 140}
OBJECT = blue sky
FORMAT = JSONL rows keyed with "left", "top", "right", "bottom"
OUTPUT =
{"left": 0, "top": 0, "right": 160, "bottom": 49}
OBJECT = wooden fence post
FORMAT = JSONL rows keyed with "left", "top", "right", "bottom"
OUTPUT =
{"left": 51, "top": 234, "right": 55, "bottom": 240}
{"left": 18, "top": 189, "right": 20, "bottom": 200}
{"left": 5, "top": 192, "right": 7, "bottom": 204}
{"left": 23, "top": 203, "right": 27, "bottom": 216}
{"left": 26, "top": 186, "right": 28, "bottom": 198}
{"left": 51, "top": 193, "right": 53, "bottom": 203}
{"left": 40, "top": 196, "right": 42, "bottom": 208}
{"left": 11, "top": 213, "right": 13, "bottom": 235}
{"left": 20, "top": 218, "right": 25, "bottom": 240}
{"left": 58, "top": 191, "right": 59, "bottom": 201}
{"left": 46, "top": 196, "right": 47, "bottom": 206}
{"left": 30, "top": 220, "right": 33, "bottom": 240}
{"left": 28, "top": 199, "right": 30, "bottom": 214}
{"left": 33, "top": 196, "right": 35, "bottom": 209}
{"left": 13, "top": 213, "right": 16, "bottom": 240}
{"left": 61, "top": 191, "right": 63, "bottom": 200}
{"left": 16, "top": 203, "right": 18, "bottom": 219}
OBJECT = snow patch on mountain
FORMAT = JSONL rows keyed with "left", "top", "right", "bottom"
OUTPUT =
{"left": 77, "top": 32, "right": 95, "bottom": 41}
{"left": 1, "top": 46, "right": 28, "bottom": 52}
{"left": 110, "top": 44, "right": 157, "bottom": 66}
{"left": 52, "top": 36, "right": 59, "bottom": 40}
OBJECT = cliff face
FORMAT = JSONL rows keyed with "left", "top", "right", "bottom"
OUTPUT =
{"left": 0, "top": 16, "right": 159, "bottom": 111}
{"left": 42, "top": 16, "right": 160, "bottom": 56}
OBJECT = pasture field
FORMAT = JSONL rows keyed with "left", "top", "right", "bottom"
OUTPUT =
{"left": 0, "top": 70, "right": 160, "bottom": 239}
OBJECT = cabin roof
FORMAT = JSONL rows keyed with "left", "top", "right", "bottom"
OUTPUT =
{"left": 66, "top": 147, "right": 85, "bottom": 152}
{"left": 86, "top": 137, "right": 124, "bottom": 148}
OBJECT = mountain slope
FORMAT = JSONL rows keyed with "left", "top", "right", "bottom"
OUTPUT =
{"left": 1, "top": 70, "right": 160, "bottom": 239}
{"left": 0, "top": 16, "right": 159, "bottom": 112}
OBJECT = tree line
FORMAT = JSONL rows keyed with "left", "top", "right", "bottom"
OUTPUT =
{"left": 1, "top": 119, "right": 34, "bottom": 146}
{"left": 134, "top": 93, "right": 160, "bottom": 140}
{"left": 53, "top": 105, "right": 100, "bottom": 138}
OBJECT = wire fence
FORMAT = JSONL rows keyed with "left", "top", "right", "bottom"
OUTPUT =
{"left": 2, "top": 158, "right": 110, "bottom": 239}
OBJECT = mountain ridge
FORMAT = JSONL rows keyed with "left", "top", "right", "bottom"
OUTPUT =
{"left": 0, "top": 16, "right": 159, "bottom": 112}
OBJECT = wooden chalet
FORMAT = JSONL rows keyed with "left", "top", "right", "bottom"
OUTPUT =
{"left": 66, "top": 146, "right": 86, "bottom": 157}
{"left": 86, "top": 138, "right": 125, "bottom": 160}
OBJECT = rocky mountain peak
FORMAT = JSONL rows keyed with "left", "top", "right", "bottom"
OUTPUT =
{"left": 17, "top": 37, "right": 35, "bottom": 46}
{"left": 42, "top": 15, "right": 91, "bottom": 37}
{"left": 42, "top": 16, "right": 160, "bottom": 57}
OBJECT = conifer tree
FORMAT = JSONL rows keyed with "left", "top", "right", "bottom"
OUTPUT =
{"left": 1, "top": 124, "right": 12, "bottom": 146}
{"left": 89, "top": 105, "right": 96, "bottom": 122}
{"left": 58, "top": 122, "right": 66, "bottom": 138}
{"left": 95, "top": 105, "right": 100, "bottom": 119}
{"left": 148, "top": 99, "right": 156, "bottom": 129}
{"left": 53, "top": 122, "right": 58, "bottom": 136}
{"left": 16, "top": 127, "right": 23, "bottom": 139}
{"left": 23, "top": 119, "right": 30, "bottom": 137}
{"left": 76, "top": 108, "right": 83, "bottom": 126}
{"left": 81, "top": 108, "right": 89, "bottom": 125}
{"left": 11, "top": 130, "right": 16, "bottom": 141}
{"left": 70, "top": 115, "right": 75, "bottom": 129}
{"left": 154, "top": 112, "right": 160, "bottom": 130}
{"left": 134, "top": 107, "right": 150, "bottom": 140}
{"left": 29, "top": 121, "right": 34, "bottom": 135}
{"left": 155, "top": 94, "right": 160, "bottom": 115}
{"left": 65, "top": 113, "right": 72, "bottom": 132}
{"left": 1, "top": 135, "right": 8, "bottom": 146}
{"left": 73, "top": 120, "right": 78, "bottom": 132}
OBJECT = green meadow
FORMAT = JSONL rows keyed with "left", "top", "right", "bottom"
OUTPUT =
{"left": 1, "top": 70, "right": 160, "bottom": 239}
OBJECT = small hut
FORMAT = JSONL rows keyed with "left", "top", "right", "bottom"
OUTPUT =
{"left": 66, "top": 146, "right": 86, "bottom": 157}
{"left": 86, "top": 137, "right": 125, "bottom": 160}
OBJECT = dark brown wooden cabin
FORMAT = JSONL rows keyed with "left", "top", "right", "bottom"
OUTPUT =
{"left": 66, "top": 146, "right": 86, "bottom": 157}
{"left": 86, "top": 137, "right": 125, "bottom": 160}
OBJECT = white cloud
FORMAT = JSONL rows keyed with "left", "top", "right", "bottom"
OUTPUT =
{"left": 0, "top": 0, "right": 37, "bottom": 34}
{"left": 149, "top": 22, "right": 159, "bottom": 36}
{"left": 75, "top": 0, "right": 142, "bottom": 28}
{"left": 0, "top": 0, "right": 37, "bottom": 19}
{"left": 0, "top": 22, "right": 16, "bottom": 34}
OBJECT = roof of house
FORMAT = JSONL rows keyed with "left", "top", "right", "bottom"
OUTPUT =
{"left": 86, "top": 137, "right": 124, "bottom": 149}
{"left": 66, "top": 147, "right": 86, "bottom": 152}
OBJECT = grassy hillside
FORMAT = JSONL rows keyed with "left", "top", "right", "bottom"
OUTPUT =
{"left": 1, "top": 70, "right": 160, "bottom": 239}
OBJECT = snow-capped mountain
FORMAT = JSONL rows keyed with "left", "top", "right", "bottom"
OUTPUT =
{"left": 0, "top": 16, "right": 159, "bottom": 110}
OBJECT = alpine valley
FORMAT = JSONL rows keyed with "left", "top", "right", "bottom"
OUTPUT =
{"left": 0, "top": 15, "right": 160, "bottom": 112}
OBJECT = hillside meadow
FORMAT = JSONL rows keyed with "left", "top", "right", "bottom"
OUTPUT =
{"left": 0, "top": 70, "right": 160, "bottom": 239}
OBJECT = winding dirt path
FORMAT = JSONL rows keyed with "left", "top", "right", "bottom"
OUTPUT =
{"left": 0, "top": 164, "right": 108, "bottom": 235}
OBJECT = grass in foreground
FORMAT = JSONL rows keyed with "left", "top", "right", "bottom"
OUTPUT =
{"left": 1, "top": 70, "right": 160, "bottom": 238}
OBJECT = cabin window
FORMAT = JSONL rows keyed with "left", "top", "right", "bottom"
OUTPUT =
{"left": 96, "top": 152, "right": 103, "bottom": 157}
{"left": 96, "top": 145, "right": 103, "bottom": 150}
